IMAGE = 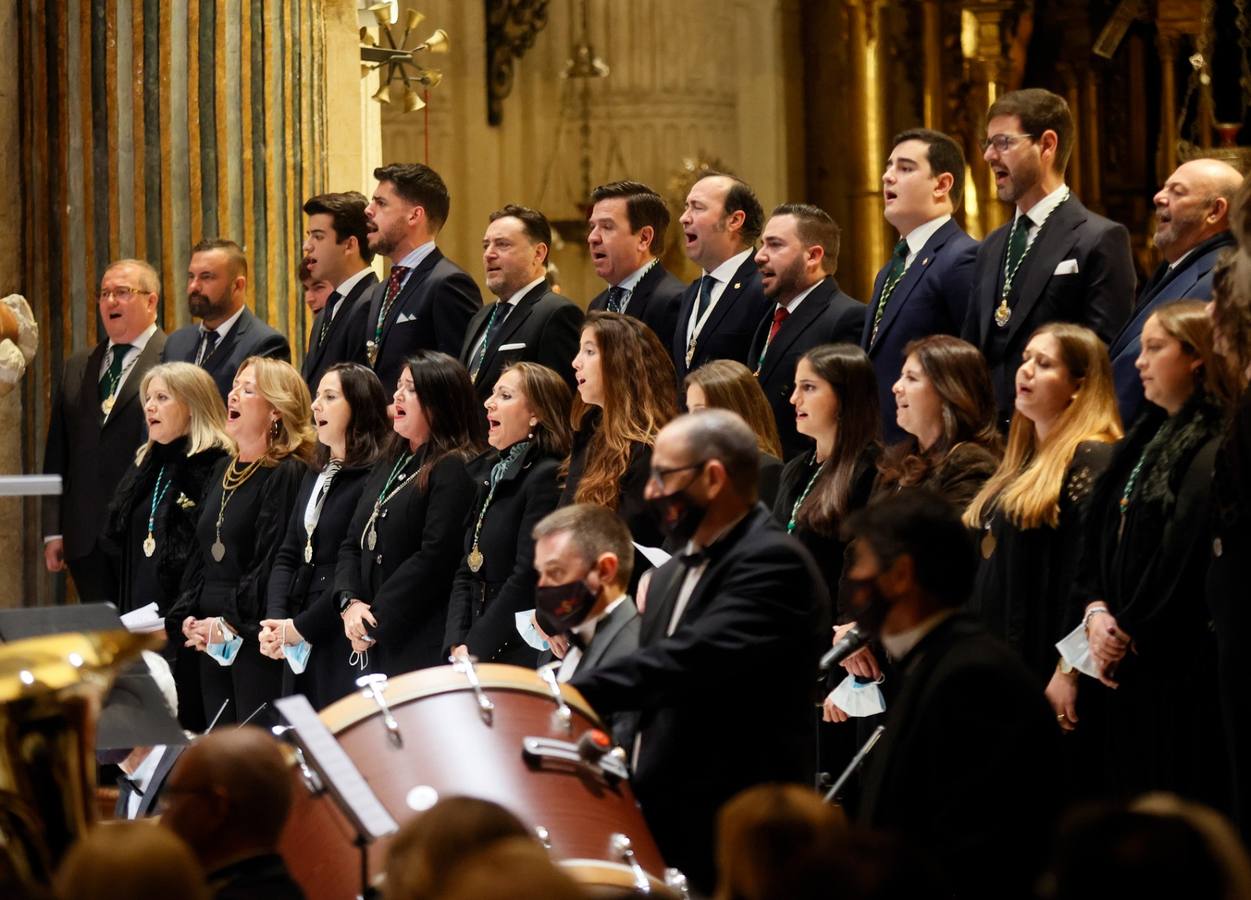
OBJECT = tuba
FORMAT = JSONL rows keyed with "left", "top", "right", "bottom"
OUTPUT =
{"left": 0, "top": 629, "right": 159, "bottom": 892}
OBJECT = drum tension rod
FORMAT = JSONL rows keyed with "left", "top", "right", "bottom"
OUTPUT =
{"left": 610, "top": 833, "right": 652, "bottom": 894}
{"left": 449, "top": 654, "right": 495, "bottom": 725}
{"left": 356, "top": 673, "right": 404, "bottom": 747}
{"left": 537, "top": 662, "right": 573, "bottom": 732}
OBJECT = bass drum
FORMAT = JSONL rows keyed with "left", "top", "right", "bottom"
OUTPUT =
{"left": 280, "top": 663, "right": 673, "bottom": 899}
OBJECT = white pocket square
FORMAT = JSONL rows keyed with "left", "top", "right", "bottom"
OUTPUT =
{"left": 498, "top": 342, "right": 526, "bottom": 351}
{"left": 1053, "top": 259, "right": 1079, "bottom": 276}
{"left": 395, "top": 311, "right": 418, "bottom": 324}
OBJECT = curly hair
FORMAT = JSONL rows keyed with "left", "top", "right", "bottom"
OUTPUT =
{"left": 565, "top": 311, "right": 677, "bottom": 508}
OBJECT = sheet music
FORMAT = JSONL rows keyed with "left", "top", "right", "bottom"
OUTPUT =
{"left": 120, "top": 602, "right": 165, "bottom": 634}
{"left": 273, "top": 695, "right": 399, "bottom": 840}
{"left": 633, "top": 542, "right": 671, "bottom": 568}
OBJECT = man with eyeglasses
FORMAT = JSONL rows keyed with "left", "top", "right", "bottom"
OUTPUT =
{"left": 43, "top": 259, "right": 167, "bottom": 603}
{"left": 962, "top": 88, "right": 1135, "bottom": 425}
{"left": 571, "top": 408, "right": 826, "bottom": 894}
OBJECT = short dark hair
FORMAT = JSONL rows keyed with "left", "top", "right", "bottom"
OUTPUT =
{"left": 532, "top": 503, "right": 635, "bottom": 587}
{"left": 374, "top": 163, "right": 451, "bottom": 229}
{"left": 191, "top": 238, "right": 248, "bottom": 278}
{"left": 589, "top": 181, "right": 670, "bottom": 254}
{"left": 842, "top": 487, "right": 975, "bottom": 608}
{"left": 488, "top": 204, "right": 553, "bottom": 265}
{"left": 303, "top": 191, "right": 375, "bottom": 263}
{"left": 891, "top": 128, "right": 967, "bottom": 208}
{"left": 987, "top": 88, "right": 1075, "bottom": 173}
{"left": 674, "top": 408, "right": 760, "bottom": 502}
{"left": 771, "top": 203, "right": 842, "bottom": 274}
{"left": 697, "top": 170, "right": 764, "bottom": 245}
{"left": 315, "top": 362, "right": 391, "bottom": 470}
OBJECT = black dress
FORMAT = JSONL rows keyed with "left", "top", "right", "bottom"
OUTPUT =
{"left": 560, "top": 408, "right": 661, "bottom": 547}
{"left": 444, "top": 442, "right": 562, "bottom": 666}
{"left": 758, "top": 451, "right": 783, "bottom": 509}
{"left": 1208, "top": 387, "right": 1251, "bottom": 835}
{"left": 102, "top": 438, "right": 226, "bottom": 731}
{"left": 167, "top": 455, "right": 306, "bottom": 726}
{"left": 267, "top": 463, "right": 372, "bottom": 709}
{"left": 968, "top": 440, "right": 1113, "bottom": 684}
{"left": 334, "top": 446, "right": 475, "bottom": 675}
{"left": 1075, "top": 396, "right": 1226, "bottom": 807}
{"left": 871, "top": 441, "right": 1001, "bottom": 514}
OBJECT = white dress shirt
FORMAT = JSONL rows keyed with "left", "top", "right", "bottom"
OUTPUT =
{"left": 684, "top": 247, "right": 755, "bottom": 347}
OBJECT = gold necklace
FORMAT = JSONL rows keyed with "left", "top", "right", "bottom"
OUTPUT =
{"left": 211, "top": 456, "right": 265, "bottom": 562}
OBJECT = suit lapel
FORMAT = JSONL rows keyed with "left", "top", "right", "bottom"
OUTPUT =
{"left": 460, "top": 303, "right": 494, "bottom": 360}
{"left": 583, "top": 602, "right": 635, "bottom": 670}
{"left": 871, "top": 220, "right": 956, "bottom": 351}
{"left": 136, "top": 746, "right": 183, "bottom": 816}
{"left": 1005, "top": 199, "right": 1085, "bottom": 344}
{"left": 699, "top": 258, "right": 755, "bottom": 344}
{"left": 862, "top": 262, "right": 892, "bottom": 347}
{"left": 974, "top": 225, "right": 1011, "bottom": 342}
{"left": 303, "top": 306, "right": 330, "bottom": 376}
{"left": 84, "top": 342, "right": 109, "bottom": 423}
{"left": 208, "top": 307, "right": 251, "bottom": 376}
{"left": 630, "top": 263, "right": 665, "bottom": 316}
{"left": 377, "top": 249, "right": 443, "bottom": 350}
{"left": 641, "top": 562, "right": 684, "bottom": 645}
{"left": 760, "top": 280, "right": 831, "bottom": 381}
{"left": 104, "top": 334, "right": 164, "bottom": 430}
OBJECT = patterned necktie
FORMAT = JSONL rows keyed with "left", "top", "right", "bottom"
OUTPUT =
{"left": 99, "top": 344, "right": 131, "bottom": 395}
{"left": 317, "top": 291, "right": 342, "bottom": 349}
{"left": 870, "top": 239, "right": 909, "bottom": 343}
{"left": 470, "top": 302, "right": 507, "bottom": 381}
{"left": 196, "top": 329, "right": 218, "bottom": 366}
{"left": 605, "top": 285, "right": 628, "bottom": 314}
{"left": 374, "top": 266, "right": 410, "bottom": 340}
{"left": 695, "top": 274, "right": 717, "bottom": 320}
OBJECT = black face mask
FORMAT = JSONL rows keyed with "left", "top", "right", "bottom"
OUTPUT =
{"left": 647, "top": 488, "right": 708, "bottom": 547}
{"left": 535, "top": 578, "right": 600, "bottom": 636}
{"left": 839, "top": 573, "right": 890, "bottom": 638}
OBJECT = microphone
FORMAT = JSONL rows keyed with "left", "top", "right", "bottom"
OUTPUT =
{"left": 819, "top": 625, "right": 868, "bottom": 672}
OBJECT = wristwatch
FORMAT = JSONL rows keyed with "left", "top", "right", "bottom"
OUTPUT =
{"left": 338, "top": 591, "right": 358, "bottom": 615}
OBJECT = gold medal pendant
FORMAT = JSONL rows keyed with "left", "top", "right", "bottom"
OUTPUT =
{"left": 101, "top": 395, "right": 115, "bottom": 415}
{"left": 980, "top": 529, "right": 997, "bottom": 559}
{"left": 304, "top": 541, "right": 314, "bottom": 564}
{"left": 143, "top": 534, "right": 156, "bottom": 558}
{"left": 365, "top": 341, "right": 379, "bottom": 367}
{"left": 467, "top": 547, "right": 484, "bottom": 572}
{"left": 211, "top": 539, "right": 226, "bottom": 562}
{"left": 994, "top": 298, "right": 1012, "bottom": 328}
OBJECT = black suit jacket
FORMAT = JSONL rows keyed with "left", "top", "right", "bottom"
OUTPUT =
{"left": 962, "top": 195, "right": 1135, "bottom": 422}
{"left": 588, "top": 262, "right": 686, "bottom": 349}
{"left": 356, "top": 248, "right": 481, "bottom": 391}
{"left": 114, "top": 744, "right": 183, "bottom": 819}
{"left": 748, "top": 277, "right": 866, "bottom": 460}
{"left": 858, "top": 613, "right": 1060, "bottom": 900}
{"left": 301, "top": 271, "right": 379, "bottom": 394}
{"left": 43, "top": 331, "right": 167, "bottom": 562}
{"left": 863, "top": 219, "right": 979, "bottom": 443}
{"left": 671, "top": 255, "right": 772, "bottom": 383}
{"left": 163, "top": 306, "right": 291, "bottom": 400}
{"left": 572, "top": 504, "right": 826, "bottom": 892}
{"left": 458, "top": 283, "right": 582, "bottom": 407}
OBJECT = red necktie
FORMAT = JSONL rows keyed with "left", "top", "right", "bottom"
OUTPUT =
{"left": 768, "top": 305, "right": 790, "bottom": 344}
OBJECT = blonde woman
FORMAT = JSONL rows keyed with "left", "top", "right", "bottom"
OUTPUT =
{"left": 964, "top": 322, "right": 1121, "bottom": 684}
{"left": 168, "top": 356, "right": 315, "bottom": 727}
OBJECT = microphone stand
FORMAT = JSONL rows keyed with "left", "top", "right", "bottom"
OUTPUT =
{"left": 823, "top": 725, "right": 885, "bottom": 804}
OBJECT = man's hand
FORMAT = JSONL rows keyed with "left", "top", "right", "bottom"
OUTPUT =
{"left": 822, "top": 691, "right": 850, "bottom": 724}
{"left": 44, "top": 538, "right": 65, "bottom": 573}
{"left": 1045, "top": 669, "right": 1079, "bottom": 732}
{"left": 833, "top": 622, "right": 881, "bottom": 680}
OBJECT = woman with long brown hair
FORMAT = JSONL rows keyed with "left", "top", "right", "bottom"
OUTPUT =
{"left": 874, "top": 335, "right": 1002, "bottom": 511}
{"left": 964, "top": 322, "right": 1121, "bottom": 684}
{"left": 445, "top": 362, "right": 573, "bottom": 666}
{"left": 685, "top": 358, "right": 784, "bottom": 507}
{"left": 169, "top": 356, "right": 316, "bottom": 726}
{"left": 562, "top": 311, "right": 677, "bottom": 546}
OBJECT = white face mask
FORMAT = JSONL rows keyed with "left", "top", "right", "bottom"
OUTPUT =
{"left": 281, "top": 621, "right": 311, "bottom": 675}
{"left": 828, "top": 673, "right": 887, "bottom": 718}
{"left": 515, "top": 609, "right": 550, "bottom": 651}
{"left": 1055, "top": 623, "right": 1102, "bottom": 679}
{"left": 205, "top": 618, "right": 243, "bottom": 667}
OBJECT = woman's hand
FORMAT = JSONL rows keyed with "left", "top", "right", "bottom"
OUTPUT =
{"left": 259, "top": 618, "right": 303, "bottom": 659}
{"left": 450, "top": 644, "right": 470, "bottom": 661}
{"left": 822, "top": 691, "right": 850, "bottom": 724}
{"left": 182, "top": 617, "right": 212, "bottom": 652}
{"left": 342, "top": 600, "right": 377, "bottom": 645}
{"left": 1086, "top": 607, "right": 1130, "bottom": 687}
{"left": 1045, "top": 668, "right": 1079, "bottom": 733}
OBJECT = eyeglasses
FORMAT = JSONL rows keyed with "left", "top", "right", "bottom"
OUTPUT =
{"left": 96, "top": 286, "right": 148, "bottom": 303}
{"left": 980, "top": 133, "right": 1034, "bottom": 154}
{"left": 647, "top": 460, "right": 707, "bottom": 491}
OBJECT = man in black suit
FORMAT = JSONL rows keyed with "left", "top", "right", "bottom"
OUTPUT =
{"left": 672, "top": 171, "right": 772, "bottom": 384}
{"left": 865, "top": 129, "right": 980, "bottom": 443}
{"left": 359, "top": 162, "right": 481, "bottom": 391}
{"left": 460, "top": 204, "right": 581, "bottom": 410}
{"left": 572, "top": 409, "right": 825, "bottom": 893}
{"left": 586, "top": 180, "right": 685, "bottom": 348}
{"left": 749, "top": 203, "right": 865, "bottom": 459}
{"left": 43, "top": 258, "right": 167, "bottom": 603}
{"left": 299, "top": 191, "right": 379, "bottom": 394}
{"left": 162, "top": 239, "right": 291, "bottom": 400}
{"left": 962, "top": 89, "right": 1135, "bottom": 425}
{"left": 1109, "top": 158, "right": 1241, "bottom": 427}
{"left": 847, "top": 489, "right": 1059, "bottom": 900}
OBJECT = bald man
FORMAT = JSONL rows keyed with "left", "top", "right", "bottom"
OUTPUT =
{"left": 1109, "top": 158, "right": 1243, "bottom": 426}
{"left": 161, "top": 727, "right": 304, "bottom": 899}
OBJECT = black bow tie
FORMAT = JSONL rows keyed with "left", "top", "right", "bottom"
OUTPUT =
{"left": 679, "top": 548, "right": 709, "bottom": 567}
{"left": 117, "top": 774, "right": 144, "bottom": 796}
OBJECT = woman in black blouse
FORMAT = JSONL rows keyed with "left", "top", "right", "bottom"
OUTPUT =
{"left": 169, "top": 357, "right": 315, "bottom": 726}
{"left": 103, "top": 362, "right": 230, "bottom": 729}
{"left": 445, "top": 362, "right": 572, "bottom": 666}
{"left": 259, "top": 363, "right": 391, "bottom": 709}
{"left": 337, "top": 351, "right": 481, "bottom": 676}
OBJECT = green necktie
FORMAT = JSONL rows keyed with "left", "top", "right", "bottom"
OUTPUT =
{"left": 1004, "top": 215, "right": 1032, "bottom": 285}
{"left": 99, "top": 344, "right": 130, "bottom": 395}
{"left": 870, "top": 240, "right": 909, "bottom": 343}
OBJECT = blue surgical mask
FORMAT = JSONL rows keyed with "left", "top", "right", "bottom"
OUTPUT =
{"left": 206, "top": 618, "right": 243, "bottom": 668}
{"left": 285, "top": 640, "right": 311, "bottom": 675}
{"left": 828, "top": 672, "right": 887, "bottom": 718}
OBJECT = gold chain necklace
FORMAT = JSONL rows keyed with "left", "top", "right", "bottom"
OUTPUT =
{"left": 211, "top": 456, "right": 265, "bottom": 562}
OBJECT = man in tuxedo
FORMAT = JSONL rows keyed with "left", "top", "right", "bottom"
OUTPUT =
{"left": 586, "top": 180, "right": 685, "bottom": 348}
{"left": 572, "top": 409, "right": 825, "bottom": 893}
{"left": 460, "top": 204, "right": 581, "bottom": 409}
{"left": 1109, "top": 158, "right": 1241, "bottom": 426}
{"left": 749, "top": 203, "right": 865, "bottom": 459}
{"left": 360, "top": 162, "right": 481, "bottom": 391}
{"left": 299, "top": 191, "right": 379, "bottom": 394}
{"left": 865, "top": 129, "right": 980, "bottom": 443}
{"left": 962, "top": 89, "right": 1135, "bottom": 425}
{"left": 43, "top": 259, "right": 167, "bottom": 603}
{"left": 672, "top": 171, "right": 772, "bottom": 384}
{"left": 162, "top": 239, "right": 290, "bottom": 400}
{"left": 847, "top": 489, "right": 1059, "bottom": 900}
